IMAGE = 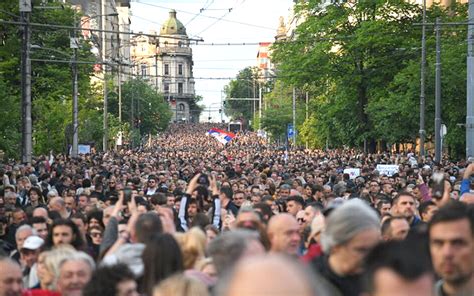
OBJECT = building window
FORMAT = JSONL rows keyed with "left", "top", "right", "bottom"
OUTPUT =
{"left": 164, "top": 83, "right": 169, "bottom": 93}
{"left": 178, "top": 64, "right": 183, "bottom": 75}
{"left": 178, "top": 83, "right": 183, "bottom": 94}
{"left": 164, "top": 64, "right": 169, "bottom": 75}
{"left": 178, "top": 103, "right": 185, "bottom": 111}
{"left": 141, "top": 64, "right": 147, "bottom": 77}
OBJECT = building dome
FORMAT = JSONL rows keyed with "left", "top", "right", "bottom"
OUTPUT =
{"left": 160, "top": 9, "right": 187, "bottom": 36}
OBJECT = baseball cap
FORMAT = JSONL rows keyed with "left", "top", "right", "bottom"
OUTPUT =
{"left": 22, "top": 236, "right": 44, "bottom": 250}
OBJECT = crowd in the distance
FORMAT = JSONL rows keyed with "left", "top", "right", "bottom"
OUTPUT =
{"left": 0, "top": 122, "right": 473, "bottom": 296}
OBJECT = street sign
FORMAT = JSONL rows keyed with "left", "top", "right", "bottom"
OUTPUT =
{"left": 287, "top": 124, "right": 295, "bottom": 138}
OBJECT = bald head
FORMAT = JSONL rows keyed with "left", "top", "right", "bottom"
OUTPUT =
{"left": 267, "top": 213, "right": 301, "bottom": 255}
{"left": 32, "top": 207, "right": 49, "bottom": 220}
{"left": 0, "top": 258, "right": 23, "bottom": 296}
{"left": 217, "top": 255, "right": 318, "bottom": 296}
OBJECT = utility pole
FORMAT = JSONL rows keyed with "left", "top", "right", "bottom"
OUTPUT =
{"left": 71, "top": 26, "right": 79, "bottom": 158}
{"left": 435, "top": 18, "right": 442, "bottom": 163}
{"left": 258, "top": 86, "right": 262, "bottom": 130}
{"left": 71, "top": 49, "right": 78, "bottom": 158}
{"left": 253, "top": 79, "right": 256, "bottom": 124}
{"left": 20, "top": 0, "right": 32, "bottom": 164}
{"left": 419, "top": 0, "right": 426, "bottom": 157}
{"left": 155, "top": 53, "right": 158, "bottom": 94}
{"left": 221, "top": 90, "right": 224, "bottom": 123}
{"left": 306, "top": 91, "right": 309, "bottom": 149}
{"left": 101, "top": 1, "right": 108, "bottom": 152}
{"left": 292, "top": 87, "right": 296, "bottom": 147}
{"left": 467, "top": 0, "right": 474, "bottom": 158}
{"left": 117, "top": 15, "right": 122, "bottom": 123}
{"left": 117, "top": 15, "right": 122, "bottom": 147}
{"left": 131, "top": 83, "right": 135, "bottom": 148}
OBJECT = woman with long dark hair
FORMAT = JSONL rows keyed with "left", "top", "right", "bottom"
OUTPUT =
{"left": 142, "top": 233, "right": 184, "bottom": 296}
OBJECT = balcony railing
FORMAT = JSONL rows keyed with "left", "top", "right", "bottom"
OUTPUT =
{"left": 158, "top": 47, "right": 192, "bottom": 56}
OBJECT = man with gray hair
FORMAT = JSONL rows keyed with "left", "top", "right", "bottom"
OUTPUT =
{"left": 10, "top": 224, "right": 35, "bottom": 263}
{"left": 4, "top": 191, "right": 18, "bottom": 211}
{"left": 310, "top": 198, "right": 381, "bottom": 296}
{"left": 48, "top": 196, "right": 70, "bottom": 219}
{"left": 207, "top": 229, "right": 265, "bottom": 275}
{"left": 56, "top": 251, "right": 95, "bottom": 296}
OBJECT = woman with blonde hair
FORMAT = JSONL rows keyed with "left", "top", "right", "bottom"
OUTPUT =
{"left": 36, "top": 246, "right": 76, "bottom": 291}
{"left": 153, "top": 274, "right": 209, "bottom": 296}
{"left": 174, "top": 227, "right": 206, "bottom": 270}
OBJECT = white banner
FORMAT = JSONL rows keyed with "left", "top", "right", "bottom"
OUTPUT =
{"left": 376, "top": 164, "right": 399, "bottom": 177}
{"left": 343, "top": 168, "right": 360, "bottom": 179}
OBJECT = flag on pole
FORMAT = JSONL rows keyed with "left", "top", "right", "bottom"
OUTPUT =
{"left": 206, "top": 128, "right": 236, "bottom": 145}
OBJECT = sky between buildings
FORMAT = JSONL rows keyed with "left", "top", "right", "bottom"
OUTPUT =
{"left": 130, "top": 0, "right": 294, "bottom": 122}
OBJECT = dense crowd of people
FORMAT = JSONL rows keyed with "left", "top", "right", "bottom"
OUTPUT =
{"left": 0, "top": 122, "right": 473, "bottom": 296}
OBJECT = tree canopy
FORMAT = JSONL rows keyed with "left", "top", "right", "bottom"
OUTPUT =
{"left": 267, "top": 0, "right": 468, "bottom": 157}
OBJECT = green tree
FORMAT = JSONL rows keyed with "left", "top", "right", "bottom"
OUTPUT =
{"left": 224, "top": 67, "right": 259, "bottom": 124}
{"left": 272, "top": 1, "right": 469, "bottom": 157}
{"left": 0, "top": 0, "right": 99, "bottom": 156}
{"left": 261, "top": 81, "right": 306, "bottom": 141}
{"left": 367, "top": 3, "right": 468, "bottom": 157}
{"left": 109, "top": 78, "right": 172, "bottom": 141}
{"left": 272, "top": 0, "right": 423, "bottom": 151}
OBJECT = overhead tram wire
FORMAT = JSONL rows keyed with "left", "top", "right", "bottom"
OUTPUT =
{"left": 0, "top": 19, "right": 203, "bottom": 42}
{"left": 30, "top": 57, "right": 278, "bottom": 80}
{"left": 131, "top": 0, "right": 275, "bottom": 31}
{"left": 0, "top": 19, "right": 358, "bottom": 46}
{"left": 184, "top": 0, "right": 215, "bottom": 27}
{"left": 193, "top": 9, "right": 233, "bottom": 37}
{"left": 192, "top": 0, "right": 249, "bottom": 38}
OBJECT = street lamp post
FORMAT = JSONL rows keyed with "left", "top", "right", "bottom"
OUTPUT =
{"left": 467, "top": 0, "right": 474, "bottom": 158}
{"left": 419, "top": 0, "right": 427, "bottom": 157}
{"left": 71, "top": 13, "right": 79, "bottom": 158}
{"left": 71, "top": 41, "right": 79, "bottom": 157}
{"left": 434, "top": 18, "right": 442, "bottom": 163}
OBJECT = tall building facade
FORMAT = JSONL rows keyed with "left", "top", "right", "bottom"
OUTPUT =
{"left": 130, "top": 10, "right": 197, "bottom": 123}
{"left": 69, "top": 0, "right": 131, "bottom": 80}
{"left": 256, "top": 42, "right": 274, "bottom": 83}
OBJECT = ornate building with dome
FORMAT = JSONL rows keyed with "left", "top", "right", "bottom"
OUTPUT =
{"left": 130, "top": 10, "right": 199, "bottom": 123}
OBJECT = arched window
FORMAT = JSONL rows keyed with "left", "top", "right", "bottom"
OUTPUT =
{"left": 178, "top": 103, "right": 185, "bottom": 111}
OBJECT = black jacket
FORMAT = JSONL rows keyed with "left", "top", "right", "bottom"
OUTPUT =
{"left": 311, "top": 255, "right": 362, "bottom": 296}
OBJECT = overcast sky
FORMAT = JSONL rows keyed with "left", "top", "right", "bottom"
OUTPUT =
{"left": 130, "top": 0, "right": 294, "bottom": 122}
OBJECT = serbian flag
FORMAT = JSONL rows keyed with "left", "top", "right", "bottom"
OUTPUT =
{"left": 206, "top": 128, "right": 236, "bottom": 145}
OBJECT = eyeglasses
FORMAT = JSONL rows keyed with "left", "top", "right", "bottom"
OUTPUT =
{"left": 148, "top": 180, "right": 156, "bottom": 183}
{"left": 90, "top": 232, "right": 102, "bottom": 238}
